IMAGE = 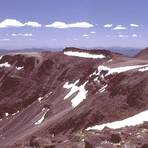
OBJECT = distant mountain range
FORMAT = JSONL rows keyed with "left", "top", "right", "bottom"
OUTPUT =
{"left": 106, "top": 47, "right": 142, "bottom": 57}
{"left": 0, "top": 48, "right": 62, "bottom": 54}
{"left": 0, "top": 47, "right": 142, "bottom": 57}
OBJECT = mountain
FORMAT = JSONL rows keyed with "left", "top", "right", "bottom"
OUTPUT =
{"left": 135, "top": 47, "right": 148, "bottom": 59}
{"left": 0, "top": 47, "right": 142, "bottom": 57}
{"left": 0, "top": 48, "right": 62, "bottom": 54}
{"left": 0, "top": 47, "right": 148, "bottom": 147}
{"left": 107, "top": 47, "right": 142, "bottom": 57}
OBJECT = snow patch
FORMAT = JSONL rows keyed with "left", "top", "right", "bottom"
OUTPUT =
{"left": 12, "top": 110, "right": 19, "bottom": 116}
{"left": 5, "top": 113, "right": 9, "bottom": 117}
{"left": 42, "top": 108, "right": 46, "bottom": 111}
{"left": 89, "top": 64, "right": 148, "bottom": 95}
{"left": 16, "top": 66, "right": 24, "bottom": 70}
{"left": 64, "top": 51, "right": 105, "bottom": 59}
{"left": 108, "top": 59, "right": 113, "bottom": 63}
{"left": 0, "top": 62, "right": 11, "bottom": 68}
{"left": 94, "top": 77, "right": 100, "bottom": 83}
{"left": 138, "top": 66, "right": 148, "bottom": 72}
{"left": 38, "top": 97, "right": 44, "bottom": 102}
{"left": 35, "top": 108, "right": 49, "bottom": 125}
{"left": 87, "top": 110, "right": 148, "bottom": 130}
{"left": 96, "top": 64, "right": 148, "bottom": 76}
{"left": 99, "top": 84, "right": 108, "bottom": 93}
{"left": 63, "top": 80, "right": 88, "bottom": 107}
{"left": 0, "top": 56, "right": 3, "bottom": 60}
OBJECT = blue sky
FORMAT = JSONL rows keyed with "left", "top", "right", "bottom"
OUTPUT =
{"left": 0, "top": 0, "right": 147, "bottom": 49}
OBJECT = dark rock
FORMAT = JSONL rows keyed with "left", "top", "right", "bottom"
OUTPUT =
{"left": 43, "top": 145, "right": 55, "bottom": 148}
{"left": 84, "top": 141, "right": 93, "bottom": 148}
{"left": 110, "top": 133, "right": 121, "bottom": 143}
{"left": 141, "top": 143, "right": 148, "bottom": 148}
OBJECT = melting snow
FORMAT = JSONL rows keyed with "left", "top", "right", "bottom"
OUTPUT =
{"left": 35, "top": 108, "right": 49, "bottom": 125}
{"left": 138, "top": 66, "right": 148, "bottom": 72}
{"left": 96, "top": 64, "right": 148, "bottom": 76}
{"left": 99, "top": 84, "right": 108, "bottom": 93}
{"left": 64, "top": 51, "right": 105, "bottom": 59}
{"left": 108, "top": 59, "right": 113, "bottom": 63}
{"left": 87, "top": 110, "right": 148, "bottom": 130}
{"left": 89, "top": 63, "right": 148, "bottom": 95}
{"left": 63, "top": 80, "right": 88, "bottom": 107}
{"left": 94, "top": 77, "right": 100, "bottom": 83}
{"left": 16, "top": 66, "right": 24, "bottom": 70}
{"left": 5, "top": 113, "right": 9, "bottom": 117}
{"left": 0, "top": 56, "right": 3, "bottom": 60}
{"left": 38, "top": 97, "right": 44, "bottom": 102}
{"left": 42, "top": 108, "right": 46, "bottom": 111}
{"left": 12, "top": 110, "right": 19, "bottom": 116}
{"left": 0, "top": 62, "right": 11, "bottom": 68}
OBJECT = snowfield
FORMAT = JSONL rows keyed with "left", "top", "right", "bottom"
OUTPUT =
{"left": 64, "top": 51, "right": 105, "bottom": 59}
{"left": 63, "top": 80, "right": 88, "bottom": 107}
{"left": 96, "top": 64, "right": 148, "bottom": 76}
{"left": 138, "top": 66, "right": 148, "bottom": 72}
{"left": 0, "top": 62, "right": 11, "bottom": 68}
{"left": 87, "top": 110, "right": 148, "bottom": 130}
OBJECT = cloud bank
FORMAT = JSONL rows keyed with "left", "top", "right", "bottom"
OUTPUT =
{"left": 118, "top": 34, "right": 128, "bottom": 38}
{"left": 0, "top": 19, "right": 42, "bottom": 28}
{"left": 45, "top": 21, "right": 94, "bottom": 28}
{"left": 11, "top": 33, "right": 33, "bottom": 37}
{"left": 132, "top": 34, "right": 138, "bottom": 37}
{"left": 0, "top": 38, "right": 10, "bottom": 41}
{"left": 130, "top": 24, "right": 139, "bottom": 27}
{"left": 104, "top": 24, "right": 113, "bottom": 28}
{"left": 113, "top": 25, "right": 127, "bottom": 30}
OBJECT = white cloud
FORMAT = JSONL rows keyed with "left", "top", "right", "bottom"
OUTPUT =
{"left": 0, "top": 38, "right": 10, "bottom": 41}
{"left": 45, "top": 21, "right": 94, "bottom": 28}
{"left": 24, "top": 34, "right": 33, "bottom": 36}
{"left": 0, "top": 19, "right": 41, "bottom": 28}
{"left": 11, "top": 33, "right": 33, "bottom": 37}
{"left": 0, "top": 19, "right": 24, "bottom": 28}
{"left": 132, "top": 34, "right": 137, "bottom": 37}
{"left": 118, "top": 34, "right": 128, "bottom": 38}
{"left": 90, "top": 31, "right": 96, "bottom": 34}
{"left": 130, "top": 24, "right": 139, "bottom": 27}
{"left": 82, "top": 34, "right": 89, "bottom": 37}
{"left": 104, "top": 24, "right": 113, "bottom": 28}
{"left": 24, "top": 21, "right": 42, "bottom": 27}
{"left": 113, "top": 25, "right": 127, "bottom": 30}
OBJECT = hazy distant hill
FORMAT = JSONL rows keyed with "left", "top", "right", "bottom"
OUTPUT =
{"left": 104, "top": 47, "right": 142, "bottom": 57}
{"left": 0, "top": 47, "right": 142, "bottom": 57}
{"left": 0, "top": 48, "right": 62, "bottom": 54}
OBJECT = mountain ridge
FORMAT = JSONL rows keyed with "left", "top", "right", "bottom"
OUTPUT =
{"left": 0, "top": 47, "right": 147, "bottom": 147}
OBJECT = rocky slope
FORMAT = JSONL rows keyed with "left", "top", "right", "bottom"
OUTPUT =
{"left": 135, "top": 47, "right": 148, "bottom": 60}
{"left": 0, "top": 47, "right": 148, "bottom": 148}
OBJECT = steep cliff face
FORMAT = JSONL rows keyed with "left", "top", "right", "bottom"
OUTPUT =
{"left": 0, "top": 48, "right": 148, "bottom": 147}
